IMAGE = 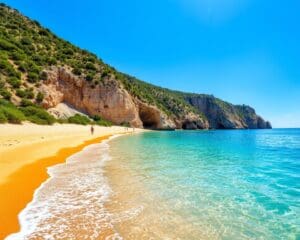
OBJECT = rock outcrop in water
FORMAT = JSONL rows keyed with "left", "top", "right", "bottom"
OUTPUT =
{"left": 0, "top": 4, "right": 272, "bottom": 130}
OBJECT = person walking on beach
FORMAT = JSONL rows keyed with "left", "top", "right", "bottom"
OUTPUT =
{"left": 90, "top": 125, "right": 94, "bottom": 135}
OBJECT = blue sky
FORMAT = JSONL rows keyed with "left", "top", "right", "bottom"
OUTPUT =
{"left": 3, "top": 0, "right": 300, "bottom": 127}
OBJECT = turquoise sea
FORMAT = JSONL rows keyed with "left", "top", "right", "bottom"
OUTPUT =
{"left": 107, "top": 129, "right": 300, "bottom": 239}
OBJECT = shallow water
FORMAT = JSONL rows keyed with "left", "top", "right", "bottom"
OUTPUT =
{"left": 7, "top": 129, "right": 300, "bottom": 239}
{"left": 106, "top": 129, "right": 300, "bottom": 239}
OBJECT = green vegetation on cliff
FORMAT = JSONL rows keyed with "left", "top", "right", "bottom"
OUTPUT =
{"left": 0, "top": 99, "right": 55, "bottom": 124}
{"left": 0, "top": 3, "right": 105, "bottom": 97}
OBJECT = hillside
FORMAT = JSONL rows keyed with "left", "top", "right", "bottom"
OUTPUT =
{"left": 0, "top": 4, "right": 271, "bottom": 129}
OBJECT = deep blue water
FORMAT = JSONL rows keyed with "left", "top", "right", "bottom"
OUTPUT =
{"left": 109, "top": 129, "right": 300, "bottom": 239}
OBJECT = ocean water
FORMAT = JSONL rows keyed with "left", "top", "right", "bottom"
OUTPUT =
{"left": 7, "top": 129, "right": 300, "bottom": 240}
{"left": 106, "top": 129, "right": 300, "bottom": 239}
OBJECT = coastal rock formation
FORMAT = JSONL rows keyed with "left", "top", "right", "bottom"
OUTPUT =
{"left": 40, "top": 68, "right": 212, "bottom": 130}
{"left": 177, "top": 112, "right": 209, "bottom": 130}
{"left": 185, "top": 95, "right": 272, "bottom": 129}
{"left": 41, "top": 67, "right": 143, "bottom": 127}
{"left": 137, "top": 100, "right": 176, "bottom": 129}
{"left": 40, "top": 67, "right": 179, "bottom": 129}
{"left": 235, "top": 105, "right": 272, "bottom": 129}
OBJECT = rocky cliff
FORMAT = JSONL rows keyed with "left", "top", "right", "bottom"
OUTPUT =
{"left": 185, "top": 94, "right": 272, "bottom": 129}
{"left": 41, "top": 67, "right": 143, "bottom": 127}
{"left": 0, "top": 4, "right": 271, "bottom": 130}
{"left": 39, "top": 67, "right": 209, "bottom": 129}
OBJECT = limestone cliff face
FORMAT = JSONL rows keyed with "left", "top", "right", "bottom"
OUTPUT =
{"left": 177, "top": 112, "right": 209, "bottom": 130}
{"left": 235, "top": 105, "right": 272, "bottom": 129}
{"left": 136, "top": 100, "right": 176, "bottom": 129}
{"left": 40, "top": 67, "right": 179, "bottom": 129}
{"left": 40, "top": 67, "right": 142, "bottom": 127}
{"left": 185, "top": 95, "right": 272, "bottom": 129}
{"left": 39, "top": 67, "right": 270, "bottom": 130}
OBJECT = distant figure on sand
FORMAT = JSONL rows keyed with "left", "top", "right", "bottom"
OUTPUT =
{"left": 90, "top": 126, "right": 94, "bottom": 135}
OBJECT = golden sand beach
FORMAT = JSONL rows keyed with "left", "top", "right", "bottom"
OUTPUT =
{"left": 0, "top": 123, "right": 144, "bottom": 239}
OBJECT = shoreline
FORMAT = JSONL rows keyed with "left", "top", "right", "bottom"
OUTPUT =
{"left": 0, "top": 123, "right": 145, "bottom": 239}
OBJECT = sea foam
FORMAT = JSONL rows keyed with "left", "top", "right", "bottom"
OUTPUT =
{"left": 6, "top": 136, "right": 141, "bottom": 240}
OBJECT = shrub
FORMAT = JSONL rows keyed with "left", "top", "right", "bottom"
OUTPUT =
{"left": 26, "top": 62, "right": 41, "bottom": 74}
{"left": 27, "top": 72, "right": 39, "bottom": 83}
{"left": 0, "top": 99, "right": 12, "bottom": 106}
{"left": 0, "top": 38, "right": 15, "bottom": 50}
{"left": 25, "top": 89, "right": 34, "bottom": 99}
{"left": 16, "top": 88, "right": 33, "bottom": 99}
{"left": 36, "top": 92, "right": 44, "bottom": 103}
{"left": 68, "top": 114, "right": 91, "bottom": 125}
{"left": 47, "top": 57, "right": 57, "bottom": 65}
{"left": 20, "top": 37, "right": 32, "bottom": 45}
{"left": 0, "top": 59, "right": 19, "bottom": 77}
{"left": 20, "top": 99, "right": 34, "bottom": 107}
{"left": 85, "top": 73, "right": 94, "bottom": 82}
{"left": 0, "top": 79, "right": 5, "bottom": 88}
{"left": 56, "top": 118, "right": 68, "bottom": 124}
{"left": 40, "top": 71, "right": 48, "bottom": 80}
{"left": 10, "top": 51, "right": 25, "bottom": 61}
{"left": 0, "top": 105, "right": 25, "bottom": 124}
{"left": 8, "top": 76, "right": 21, "bottom": 88}
{"left": 22, "top": 44, "right": 35, "bottom": 54}
{"left": 72, "top": 68, "right": 81, "bottom": 76}
{"left": 18, "top": 63, "right": 26, "bottom": 72}
{"left": 0, "top": 110, "right": 7, "bottom": 123}
{"left": 120, "top": 122, "right": 130, "bottom": 127}
{"left": 16, "top": 89, "right": 26, "bottom": 98}
{"left": 101, "top": 70, "right": 109, "bottom": 78}
{"left": 92, "top": 115, "right": 101, "bottom": 121}
{"left": 38, "top": 29, "right": 49, "bottom": 36}
{"left": 92, "top": 115, "right": 112, "bottom": 126}
{"left": 94, "top": 119, "right": 112, "bottom": 127}
{"left": 86, "top": 56, "right": 96, "bottom": 63}
{"left": 85, "top": 62, "right": 96, "bottom": 71}
{"left": 20, "top": 106, "right": 55, "bottom": 125}
{"left": 32, "top": 55, "right": 45, "bottom": 66}
{"left": 62, "top": 48, "right": 74, "bottom": 55}
{"left": 0, "top": 88, "right": 12, "bottom": 100}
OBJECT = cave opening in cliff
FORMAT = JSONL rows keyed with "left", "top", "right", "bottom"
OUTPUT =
{"left": 182, "top": 121, "right": 197, "bottom": 130}
{"left": 139, "top": 111, "right": 160, "bottom": 129}
{"left": 217, "top": 122, "right": 226, "bottom": 129}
